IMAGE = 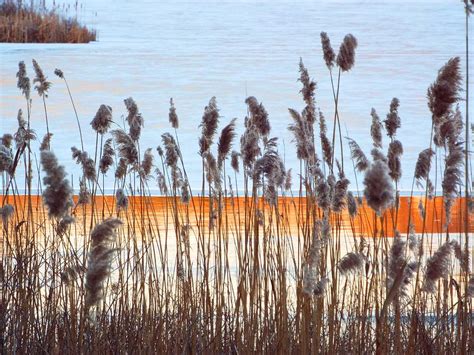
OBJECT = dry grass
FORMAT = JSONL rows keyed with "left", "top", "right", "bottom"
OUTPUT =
{"left": 0, "top": 0, "right": 96, "bottom": 43}
{"left": 1, "top": 37, "right": 473, "bottom": 354}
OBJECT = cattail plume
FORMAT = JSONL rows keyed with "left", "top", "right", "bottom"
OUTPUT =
{"left": 156, "top": 168, "right": 168, "bottom": 195}
{"left": 39, "top": 133, "right": 53, "bottom": 151}
{"left": 442, "top": 142, "right": 463, "bottom": 223}
{"left": 332, "top": 162, "right": 349, "bottom": 212}
{"left": 320, "top": 32, "right": 336, "bottom": 69}
{"left": 99, "top": 138, "right": 115, "bottom": 174}
{"left": 347, "top": 191, "right": 358, "bottom": 217}
{"left": 161, "top": 133, "right": 180, "bottom": 169}
{"left": 423, "top": 241, "right": 453, "bottom": 293}
{"left": 298, "top": 59, "right": 316, "bottom": 121}
{"left": 246, "top": 96, "right": 270, "bottom": 137}
{"left": 115, "top": 188, "right": 128, "bottom": 211}
{"left": 2, "top": 134, "right": 13, "bottom": 148}
{"left": 199, "top": 97, "right": 219, "bottom": 154}
{"left": 303, "top": 222, "right": 323, "bottom": 295}
{"left": 387, "top": 140, "right": 403, "bottom": 181}
{"left": 240, "top": 123, "right": 260, "bottom": 171}
{"left": 288, "top": 108, "right": 314, "bottom": 162}
{"left": 32, "top": 59, "right": 51, "bottom": 96}
{"left": 230, "top": 151, "right": 240, "bottom": 173}
{"left": 346, "top": 137, "right": 368, "bottom": 172}
{"left": 41, "top": 150, "right": 72, "bottom": 218}
{"left": 363, "top": 160, "right": 394, "bottom": 215}
{"left": 115, "top": 158, "right": 128, "bottom": 179}
{"left": 427, "top": 57, "right": 462, "bottom": 125}
{"left": 14, "top": 109, "right": 36, "bottom": 147}
{"left": 124, "top": 97, "right": 144, "bottom": 141}
{"left": 111, "top": 129, "right": 138, "bottom": 165}
{"left": 169, "top": 98, "right": 179, "bottom": 129}
{"left": 71, "top": 146, "right": 96, "bottom": 181}
{"left": 0, "top": 204, "right": 14, "bottom": 224}
{"left": 338, "top": 252, "right": 364, "bottom": 275}
{"left": 91, "top": 104, "right": 112, "bottom": 134}
{"left": 336, "top": 34, "right": 358, "bottom": 72}
{"left": 319, "top": 111, "right": 333, "bottom": 166}
{"left": 0, "top": 145, "right": 13, "bottom": 173}
{"left": 217, "top": 118, "right": 237, "bottom": 169}
{"left": 54, "top": 68, "right": 64, "bottom": 78}
{"left": 140, "top": 148, "right": 154, "bottom": 179}
{"left": 414, "top": 148, "right": 435, "bottom": 185}
{"left": 370, "top": 108, "right": 383, "bottom": 148}
{"left": 384, "top": 98, "right": 401, "bottom": 138}
{"left": 85, "top": 218, "right": 122, "bottom": 310}
{"left": 16, "top": 61, "right": 30, "bottom": 99}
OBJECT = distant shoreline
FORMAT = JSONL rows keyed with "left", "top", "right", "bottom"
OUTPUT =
{"left": 0, "top": 0, "right": 96, "bottom": 43}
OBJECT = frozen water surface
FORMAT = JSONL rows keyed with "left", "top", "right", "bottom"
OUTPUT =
{"left": 0, "top": 0, "right": 472, "bottom": 193}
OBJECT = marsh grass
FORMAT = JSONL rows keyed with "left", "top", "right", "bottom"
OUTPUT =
{"left": 1, "top": 40, "right": 473, "bottom": 353}
{"left": 0, "top": 0, "right": 96, "bottom": 43}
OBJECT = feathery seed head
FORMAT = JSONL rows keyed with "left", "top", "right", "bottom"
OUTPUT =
{"left": 0, "top": 145, "right": 13, "bottom": 174}
{"left": 1, "top": 134, "right": 13, "bottom": 148}
{"left": 32, "top": 59, "right": 51, "bottom": 97}
{"left": 0, "top": 204, "right": 14, "bottom": 224}
{"left": 56, "top": 215, "right": 75, "bottom": 236}
{"left": 319, "top": 111, "right": 333, "bottom": 166}
{"left": 40, "top": 150, "right": 73, "bottom": 218}
{"left": 217, "top": 118, "right": 237, "bottom": 169}
{"left": 111, "top": 129, "right": 138, "bottom": 165}
{"left": 298, "top": 59, "right": 316, "bottom": 117}
{"left": 387, "top": 140, "right": 403, "bottom": 181}
{"left": 384, "top": 98, "right": 401, "bottom": 138}
{"left": 39, "top": 133, "right": 53, "bottom": 151}
{"left": 54, "top": 68, "right": 64, "bottom": 78}
{"left": 246, "top": 96, "right": 270, "bottom": 137}
{"left": 124, "top": 97, "right": 144, "bottom": 141}
{"left": 169, "top": 98, "right": 179, "bottom": 129}
{"left": 423, "top": 241, "right": 453, "bottom": 293}
{"left": 347, "top": 191, "right": 358, "bottom": 217}
{"left": 338, "top": 252, "right": 364, "bottom": 275}
{"left": 85, "top": 218, "right": 122, "bottom": 310}
{"left": 346, "top": 137, "right": 369, "bottom": 172}
{"left": 140, "top": 148, "right": 154, "bottom": 179}
{"left": 370, "top": 108, "right": 383, "bottom": 148}
{"left": 414, "top": 148, "right": 435, "bottom": 185}
{"left": 16, "top": 61, "right": 30, "bottom": 99}
{"left": 320, "top": 32, "right": 336, "bottom": 69}
{"left": 115, "top": 188, "right": 128, "bottom": 211}
{"left": 115, "top": 158, "right": 128, "bottom": 179}
{"left": 91, "top": 104, "right": 113, "bottom": 134}
{"left": 363, "top": 160, "right": 394, "bottom": 215}
{"left": 336, "top": 34, "right": 358, "bottom": 72}
{"left": 230, "top": 150, "right": 240, "bottom": 173}
{"left": 199, "top": 97, "right": 220, "bottom": 154}
{"left": 99, "top": 138, "right": 115, "bottom": 174}
{"left": 161, "top": 133, "right": 179, "bottom": 168}
{"left": 180, "top": 181, "right": 190, "bottom": 204}
{"left": 428, "top": 57, "right": 462, "bottom": 125}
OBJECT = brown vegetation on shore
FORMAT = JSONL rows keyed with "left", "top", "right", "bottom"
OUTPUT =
{"left": 0, "top": 1, "right": 96, "bottom": 43}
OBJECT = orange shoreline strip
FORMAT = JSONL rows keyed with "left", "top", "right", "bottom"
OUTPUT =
{"left": 3, "top": 195, "right": 472, "bottom": 235}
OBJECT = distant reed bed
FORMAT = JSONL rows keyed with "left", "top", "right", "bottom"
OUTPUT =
{"left": 0, "top": 0, "right": 96, "bottom": 43}
{"left": 1, "top": 20, "right": 474, "bottom": 354}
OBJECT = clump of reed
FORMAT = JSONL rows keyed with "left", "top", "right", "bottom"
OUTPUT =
{"left": 0, "top": 37, "right": 472, "bottom": 354}
{"left": 0, "top": 0, "right": 96, "bottom": 43}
